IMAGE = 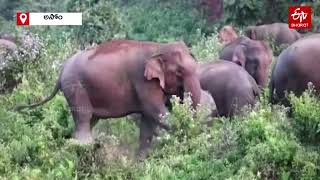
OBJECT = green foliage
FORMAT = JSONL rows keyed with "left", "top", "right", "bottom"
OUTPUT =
{"left": 1, "top": 30, "right": 44, "bottom": 93}
{"left": 122, "top": 0, "right": 214, "bottom": 45}
{"left": 1, "top": 0, "right": 320, "bottom": 179}
{"left": 67, "top": 0, "right": 127, "bottom": 48}
{"left": 223, "top": 0, "right": 305, "bottom": 27}
{"left": 223, "top": 0, "right": 267, "bottom": 26}
{"left": 190, "top": 30, "right": 223, "bottom": 61}
{"left": 289, "top": 84, "right": 320, "bottom": 144}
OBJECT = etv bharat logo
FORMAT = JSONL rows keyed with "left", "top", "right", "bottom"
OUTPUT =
{"left": 288, "top": 6, "right": 312, "bottom": 29}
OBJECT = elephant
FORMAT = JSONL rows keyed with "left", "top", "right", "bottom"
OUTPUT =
{"left": 270, "top": 34, "right": 320, "bottom": 106}
{"left": 15, "top": 39, "right": 202, "bottom": 157}
{"left": 197, "top": 60, "right": 260, "bottom": 117}
{"left": 219, "top": 37, "right": 273, "bottom": 88}
{"left": 245, "top": 23, "right": 301, "bottom": 47}
{"left": 218, "top": 25, "right": 238, "bottom": 45}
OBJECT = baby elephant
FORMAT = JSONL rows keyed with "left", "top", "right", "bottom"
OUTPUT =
{"left": 198, "top": 60, "right": 260, "bottom": 117}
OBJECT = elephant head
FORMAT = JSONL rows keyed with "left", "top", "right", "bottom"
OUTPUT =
{"left": 231, "top": 38, "right": 272, "bottom": 87}
{"left": 245, "top": 26, "right": 257, "bottom": 40}
{"left": 144, "top": 41, "right": 201, "bottom": 108}
{"left": 218, "top": 25, "right": 238, "bottom": 45}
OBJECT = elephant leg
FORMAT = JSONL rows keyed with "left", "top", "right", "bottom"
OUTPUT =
{"left": 135, "top": 84, "right": 170, "bottom": 157}
{"left": 129, "top": 113, "right": 162, "bottom": 137}
{"left": 138, "top": 114, "right": 157, "bottom": 159}
{"left": 70, "top": 109, "right": 94, "bottom": 144}
{"left": 90, "top": 116, "right": 99, "bottom": 130}
{"left": 64, "top": 86, "right": 94, "bottom": 144}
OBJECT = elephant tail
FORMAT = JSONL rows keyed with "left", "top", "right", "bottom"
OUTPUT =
{"left": 14, "top": 78, "right": 61, "bottom": 112}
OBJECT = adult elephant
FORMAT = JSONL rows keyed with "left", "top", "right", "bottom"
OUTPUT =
{"left": 219, "top": 37, "right": 273, "bottom": 87}
{"left": 245, "top": 23, "right": 301, "bottom": 47}
{"left": 15, "top": 39, "right": 201, "bottom": 157}
{"left": 270, "top": 34, "right": 320, "bottom": 106}
{"left": 198, "top": 60, "right": 259, "bottom": 117}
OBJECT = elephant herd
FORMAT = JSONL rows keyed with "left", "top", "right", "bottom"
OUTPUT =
{"left": 16, "top": 22, "right": 320, "bottom": 158}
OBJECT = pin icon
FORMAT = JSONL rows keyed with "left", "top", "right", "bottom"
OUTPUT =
{"left": 16, "top": 12, "right": 29, "bottom": 26}
{"left": 19, "top": 13, "right": 27, "bottom": 24}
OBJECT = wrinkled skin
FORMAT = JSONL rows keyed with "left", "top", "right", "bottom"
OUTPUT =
{"left": 270, "top": 34, "right": 320, "bottom": 106}
{"left": 218, "top": 25, "right": 238, "bottom": 45}
{"left": 245, "top": 23, "right": 301, "bottom": 47}
{"left": 15, "top": 40, "right": 201, "bottom": 157}
{"left": 198, "top": 60, "right": 259, "bottom": 117}
{"left": 219, "top": 37, "right": 273, "bottom": 87}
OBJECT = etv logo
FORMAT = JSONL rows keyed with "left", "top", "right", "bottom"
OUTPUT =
{"left": 288, "top": 6, "right": 312, "bottom": 29}
{"left": 16, "top": 12, "right": 30, "bottom": 26}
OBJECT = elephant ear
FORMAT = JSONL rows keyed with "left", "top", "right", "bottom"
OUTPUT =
{"left": 144, "top": 55, "right": 165, "bottom": 89}
{"left": 232, "top": 45, "right": 246, "bottom": 67}
{"left": 260, "top": 41, "right": 273, "bottom": 59}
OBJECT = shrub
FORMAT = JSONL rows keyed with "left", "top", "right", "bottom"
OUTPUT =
{"left": 1, "top": 0, "right": 320, "bottom": 179}
{"left": 0, "top": 30, "right": 43, "bottom": 93}
{"left": 121, "top": 0, "right": 214, "bottom": 45}
{"left": 289, "top": 84, "right": 320, "bottom": 144}
{"left": 190, "top": 30, "right": 223, "bottom": 61}
{"left": 67, "top": 0, "right": 127, "bottom": 48}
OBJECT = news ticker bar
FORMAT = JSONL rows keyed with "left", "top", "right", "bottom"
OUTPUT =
{"left": 16, "top": 12, "right": 82, "bottom": 26}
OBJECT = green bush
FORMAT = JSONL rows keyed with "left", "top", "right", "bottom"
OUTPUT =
{"left": 1, "top": 0, "right": 320, "bottom": 179}
{"left": 121, "top": 0, "right": 214, "bottom": 45}
{"left": 289, "top": 84, "right": 320, "bottom": 144}
{"left": 223, "top": 0, "right": 307, "bottom": 27}
{"left": 67, "top": 0, "right": 127, "bottom": 48}
{"left": 1, "top": 30, "right": 44, "bottom": 93}
{"left": 190, "top": 30, "right": 222, "bottom": 61}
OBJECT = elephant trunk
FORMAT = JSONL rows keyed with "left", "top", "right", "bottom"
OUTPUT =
{"left": 183, "top": 75, "right": 201, "bottom": 109}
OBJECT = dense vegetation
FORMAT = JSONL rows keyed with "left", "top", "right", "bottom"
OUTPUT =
{"left": 1, "top": 0, "right": 320, "bottom": 179}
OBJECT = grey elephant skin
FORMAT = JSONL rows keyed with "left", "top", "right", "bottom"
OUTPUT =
{"left": 245, "top": 23, "right": 301, "bottom": 47}
{"left": 15, "top": 39, "right": 202, "bottom": 157}
{"left": 219, "top": 37, "right": 273, "bottom": 87}
{"left": 270, "top": 34, "right": 320, "bottom": 106}
{"left": 198, "top": 60, "right": 259, "bottom": 117}
{"left": 199, "top": 90, "right": 217, "bottom": 116}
